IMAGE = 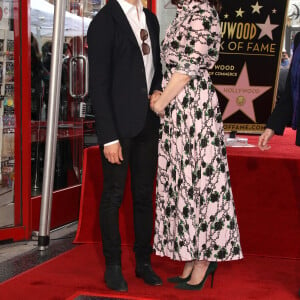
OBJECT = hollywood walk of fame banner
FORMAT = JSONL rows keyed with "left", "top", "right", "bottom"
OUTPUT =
{"left": 211, "top": 1, "right": 289, "bottom": 133}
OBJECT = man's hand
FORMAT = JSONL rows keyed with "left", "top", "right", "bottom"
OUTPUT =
{"left": 258, "top": 128, "right": 275, "bottom": 151}
{"left": 103, "top": 142, "right": 123, "bottom": 164}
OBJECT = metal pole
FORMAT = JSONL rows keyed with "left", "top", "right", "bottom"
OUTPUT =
{"left": 38, "top": 0, "right": 66, "bottom": 250}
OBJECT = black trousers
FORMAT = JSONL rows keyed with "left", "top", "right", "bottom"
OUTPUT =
{"left": 99, "top": 110, "right": 159, "bottom": 266}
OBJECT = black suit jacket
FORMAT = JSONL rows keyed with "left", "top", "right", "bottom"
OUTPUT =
{"left": 87, "top": 0, "right": 162, "bottom": 145}
{"left": 267, "top": 69, "right": 300, "bottom": 146}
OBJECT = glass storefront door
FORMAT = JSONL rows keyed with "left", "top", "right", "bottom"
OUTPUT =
{"left": 0, "top": 0, "right": 21, "bottom": 229}
{"left": 29, "top": 0, "right": 106, "bottom": 230}
{"left": 30, "top": 0, "right": 102, "bottom": 197}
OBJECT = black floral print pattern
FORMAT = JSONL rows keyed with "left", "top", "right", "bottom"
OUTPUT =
{"left": 153, "top": 0, "right": 243, "bottom": 262}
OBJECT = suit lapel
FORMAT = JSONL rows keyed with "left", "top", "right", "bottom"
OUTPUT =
{"left": 109, "top": 0, "right": 140, "bottom": 47}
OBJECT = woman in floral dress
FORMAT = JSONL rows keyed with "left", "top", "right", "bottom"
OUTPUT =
{"left": 150, "top": 0, "right": 243, "bottom": 290}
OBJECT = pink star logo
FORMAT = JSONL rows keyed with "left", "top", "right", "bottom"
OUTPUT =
{"left": 256, "top": 15, "right": 279, "bottom": 40}
{"left": 214, "top": 63, "right": 272, "bottom": 122}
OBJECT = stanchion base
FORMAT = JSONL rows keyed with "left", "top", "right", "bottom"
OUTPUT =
{"left": 38, "top": 235, "right": 50, "bottom": 251}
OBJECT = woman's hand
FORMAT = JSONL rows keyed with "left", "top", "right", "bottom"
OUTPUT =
{"left": 149, "top": 72, "right": 190, "bottom": 117}
{"left": 258, "top": 128, "right": 274, "bottom": 151}
{"left": 150, "top": 91, "right": 165, "bottom": 117}
{"left": 152, "top": 101, "right": 165, "bottom": 117}
{"left": 149, "top": 90, "right": 162, "bottom": 103}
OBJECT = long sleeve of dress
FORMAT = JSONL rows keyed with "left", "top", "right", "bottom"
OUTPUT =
{"left": 162, "top": 5, "right": 221, "bottom": 78}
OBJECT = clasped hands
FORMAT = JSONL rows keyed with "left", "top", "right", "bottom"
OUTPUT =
{"left": 150, "top": 90, "right": 165, "bottom": 117}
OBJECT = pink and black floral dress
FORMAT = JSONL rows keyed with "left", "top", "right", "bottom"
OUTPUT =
{"left": 153, "top": 0, "right": 243, "bottom": 262}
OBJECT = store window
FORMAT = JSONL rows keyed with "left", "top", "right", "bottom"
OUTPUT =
{"left": 0, "top": 1, "right": 18, "bottom": 228}
{"left": 30, "top": 0, "right": 102, "bottom": 197}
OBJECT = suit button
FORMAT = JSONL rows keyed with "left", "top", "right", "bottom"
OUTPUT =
{"left": 141, "top": 87, "right": 147, "bottom": 93}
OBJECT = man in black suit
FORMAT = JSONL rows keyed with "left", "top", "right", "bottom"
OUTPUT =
{"left": 258, "top": 34, "right": 300, "bottom": 150}
{"left": 87, "top": 0, "right": 163, "bottom": 292}
{"left": 258, "top": 71, "right": 300, "bottom": 149}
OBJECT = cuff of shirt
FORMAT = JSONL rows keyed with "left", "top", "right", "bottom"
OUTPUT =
{"left": 104, "top": 140, "right": 119, "bottom": 147}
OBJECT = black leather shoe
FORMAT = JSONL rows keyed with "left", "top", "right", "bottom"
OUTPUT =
{"left": 175, "top": 262, "right": 218, "bottom": 290}
{"left": 104, "top": 265, "right": 128, "bottom": 292}
{"left": 135, "top": 263, "right": 162, "bottom": 286}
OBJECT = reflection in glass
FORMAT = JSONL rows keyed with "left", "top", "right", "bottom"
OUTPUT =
{"left": 30, "top": 0, "right": 101, "bottom": 197}
{"left": 0, "top": 2, "right": 16, "bottom": 228}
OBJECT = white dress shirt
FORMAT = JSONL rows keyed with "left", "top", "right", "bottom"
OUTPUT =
{"left": 105, "top": 0, "right": 155, "bottom": 146}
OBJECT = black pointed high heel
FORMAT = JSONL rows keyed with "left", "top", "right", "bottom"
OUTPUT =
{"left": 168, "top": 274, "right": 191, "bottom": 283}
{"left": 175, "top": 262, "right": 218, "bottom": 290}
